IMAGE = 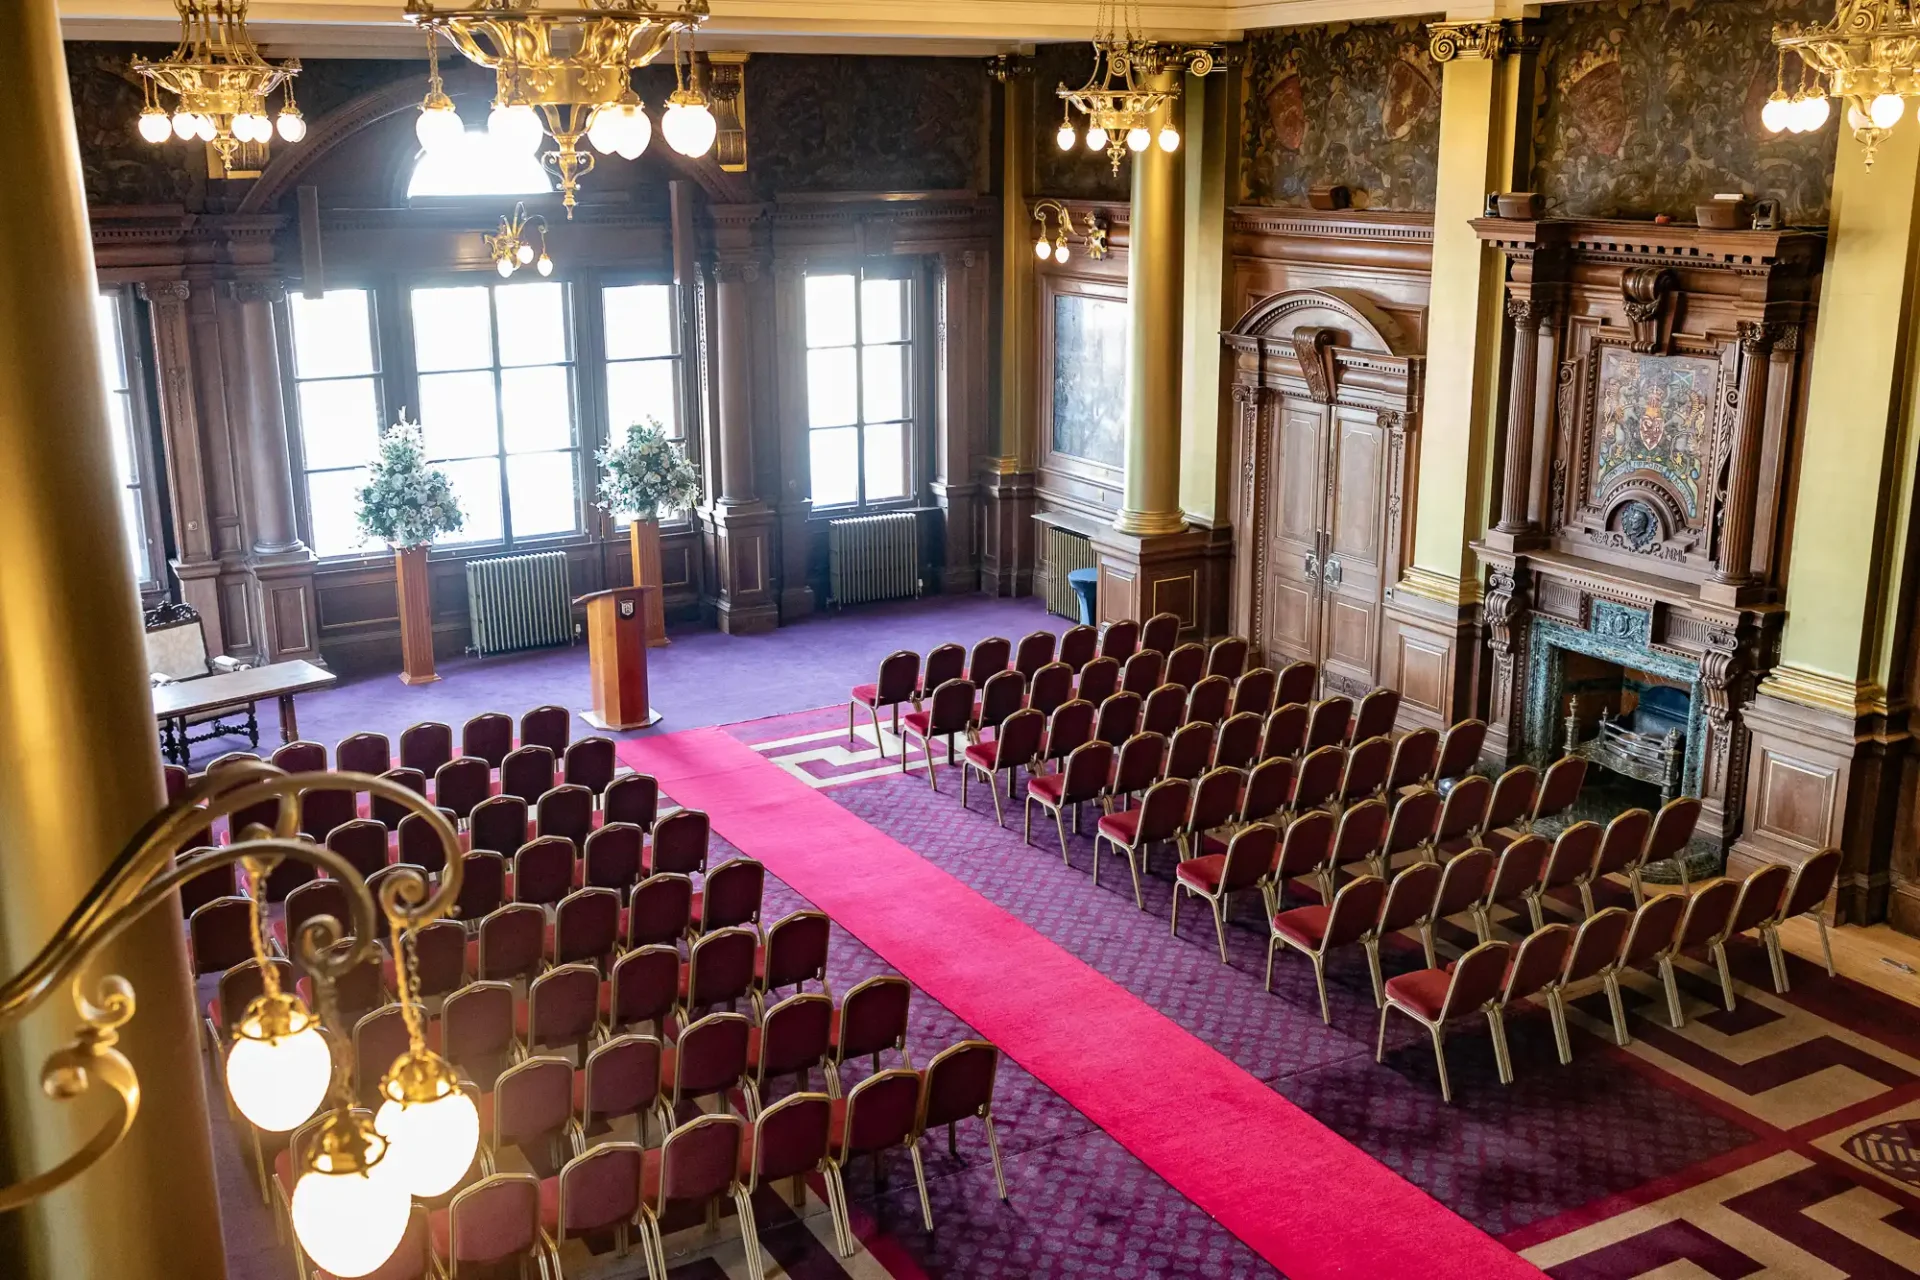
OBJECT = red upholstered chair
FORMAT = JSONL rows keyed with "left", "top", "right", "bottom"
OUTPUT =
{"left": 1290, "top": 744, "right": 1346, "bottom": 816}
{"left": 1139, "top": 611, "right": 1180, "bottom": 656}
{"left": 1075, "top": 655, "right": 1120, "bottom": 707}
{"left": 694, "top": 856, "right": 764, "bottom": 937}
{"left": 1262, "top": 702, "right": 1310, "bottom": 761}
{"left": 163, "top": 762, "right": 190, "bottom": 802}
{"left": 1141, "top": 682, "right": 1187, "bottom": 738}
{"left": 535, "top": 783, "right": 593, "bottom": 853}
{"left": 1096, "top": 776, "right": 1189, "bottom": 908}
{"left": 756, "top": 909, "right": 831, "bottom": 1016}
{"left": 648, "top": 808, "right": 709, "bottom": 877}
{"left": 901, "top": 678, "right": 978, "bottom": 790}
{"left": 1038, "top": 697, "right": 1096, "bottom": 771}
{"left": 582, "top": 821, "right": 643, "bottom": 897}
{"left": 1490, "top": 924, "right": 1573, "bottom": 1084}
{"left": 501, "top": 745, "right": 556, "bottom": 805}
{"left": 399, "top": 721, "right": 454, "bottom": 776}
{"left": 1529, "top": 755, "right": 1587, "bottom": 831}
{"left": 1104, "top": 730, "right": 1167, "bottom": 813}
{"left": 278, "top": 878, "right": 355, "bottom": 957}
{"left": 1648, "top": 795, "right": 1705, "bottom": 888}
{"left": 461, "top": 712, "right": 514, "bottom": 769}
{"left": 1305, "top": 696, "right": 1353, "bottom": 753}
{"left": 473, "top": 903, "right": 545, "bottom": 982}
{"left": 827, "top": 1070, "right": 924, "bottom": 1234}
{"left": 1093, "top": 690, "right": 1144, "bottom": 748}
{"left": 963, "top": 706, "right": 1044, "bottom": 825}
{"left": 1771, "top": 847, "right": 1842, "bottom": 989}
{"left": 1185, "top": 674, "right": 1232, "bottom": 727}
{"left": 468, "top": 794, "right": 529, "bottom": 857}
{"left": 1121, "top": 649, "right": 1165, "bottom": 697}
{"left": 561, "top": 736, "right": 616, "bottom": 798}
{"left": 1724, "top": 861, "right": 1793, "bottom": 993}
{"left": 368, "top": 768, "right": 426, "bottom": 832}
{"left": 747, "top": 992, "right": 833, "bottom": 1115}
{"left": 1164, "top": 642, "right": 1207, "bottom": 690}
{"left": 1659, "top": 879, "right": 1741, "bottom": 1027}
{"left": 452, "top": 851, "right": 506, "bottom": 926}
{"left": 1432, "top": 775, "right": 1492, "bottom": 860}
{"left": 175, "top": 849, "right": 234, "bottom": 919}
{"left": 974, "top": 668, "right": 1028, "bottom": 740}
{"left": 913, "top": 1039, "right": 1011, "bottom": 1223}
{"left": 850, "top": 650, "right": 921, "bottom": 758}
{"left": 209, "top": 750, "right": 273, "bottom": 836}
{"left": 1180, "top": 765, "right": 1245, "bottom": 861}
{"left": 638, "top": 1114, "right": 752, "bottom": 1275}
{"left": 1025, "top": 740, "right": 1114, "bottom": 863}
{"left": 1474, "top": 834, "right": 1549, "bottom": 941}
{"left": 1013, "top": 629, "right": 1058, "bottom": 680}
{"left": 1269, "top": 873, "right": 1387, "bottom": 1023}
{"left": 1058, "top": 624, "right": 1099, "bottom": 674}
{"left": 512, "top": 836, "right": 574, "bottom": 908}
{"left": 550, "top": 887, "right": 621, "bottom": 970}
{"left": 1378, "top": 938, "right": 1514, "bottom": 1103}
{"left": 1265, "top": 809, "right": 1334, "bottom": 915}
{"left": 272, "top": 740, "right": 328, "bottom": 774}
{"left": 251, "top": 838, "right": 318, "bottom": 904}
{"left": 1337, "top": 735, "right": 1393, "bottom": 808}
{"left": 603, "top": 945, "right": 679, "bottom": 1038}
{"left": 309, "top": 941, "right": 387, "bottom": 1030}
{"left": 625, "top": 872, "right": 693, "bottom": 949}
{"left": 1388, "top": 728, "right": 1441, "bottom": 795}
{"left": 411, "top": 918, "right": 468, "bottom": 999}
{"left": 657, "top": 1012, "right": 751, "bottom": 1126}
{"left": 429, "top": 1172, "right": 553, "bottom": 1280}
{"left": 1613, "top": 893, "right": 1686, "bottom": 1044}
{"left": 432, "top": 757, "right": 491, "bottom": 823}
{"left": 604, "top": 772, "right": 659, "bottom": 830}
{"left": 918, "top": 643, "right": 967, "bottom": 704}
{"left": 525, "top": 962, "right": 601, "bottom": 1059}
{"left": 1324, "top": 798, "right": 1390, "bottom": 898}
{"left": 541, "top": 1141, "right": 644, "bottom": 1259}
{"left": 1173, "top": 822, "right": 1276, "bottom": 963}
{"left": 1206, "top": 635, "right": 1250, "bottom": 681}
{"left": 1101, "top": 617, "right": 1143, "bottom": 661}
{"left": 1480, "top": 765, "right": 1539, "bottom": 842}
{"left": 1366, "top": 862, "right": 1441, "bottom": 1006}
{"left": 1230, "top": 667, "right": 1278, "bottom": 719}
{"left": 1276, "top": 660, "right": 1318, "bottom": 708}
{"left": 679, "top": 926, "right": 758, "bottom": 1022}
{"left": 742, "top": 1094, "right": 840, "bottom": 1261}
{"left": 579, "top": 1034, "right": 662, "bottom": 1145}
{"left": 1581, "top": 806, "right": 1654, "bottom": 914}
{"left": 967, "top": 635, "right": 1012, "bottom": 685}
{"left": 189, "top": 897, "right": 255, "bottom": 974}
{"left": 1433, "top": 718, "right": 1488, "bottom": 791}
{"left": 1237, "top": 755, "right": 1294, "bottom": 829}
{"left": 326, "top": 818, "right": 389, "bottom": 880}
{"left": 519, "top": 704, "right": 571, "bottom": 755}
{"left": 336, "top": 731, "right": 391, "bottom": 778}
{"left": 830, "top": 975, "right": 913, "bottom": 1089}
{"left": 1425, "top": 847, "right": 1494, "bottom": 968}
{"left": 1026, "top": 662, "right": 1074, "bottom": 718}
{"left": 1553, "top": 906, "right": 1633, "bottom": 1059}
{"left": 1348, "top": 688, "right": 1401, "bottom": 744}
{"left": 1381, "top": 789, "right": 1441, "bottom": 879}
{"left": 1163, "top": 721, "right": 1215, "bottom": 783}
{"left": 443, "top": 980, "right": 516, "bottom": 1089}
{"left": 1530, "top": 822, "right": 1602, "bottom": 930}
{"left": 1212, "top": 711, "right": 1263, "bottom": 772}
{"left": 491, "top": 1054, "right": 578, "bottom": 1169}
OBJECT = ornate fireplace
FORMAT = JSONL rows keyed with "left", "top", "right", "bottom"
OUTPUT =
{"left": 1472, "top": 218, "right": 1821, "bottom": 854}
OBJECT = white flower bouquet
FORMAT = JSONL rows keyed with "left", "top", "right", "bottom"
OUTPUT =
{"left": 596, "top": 418, "right": 702, "bottom": 521}
{"left": 354, "top": 413, "right": 465, "bottom": 549}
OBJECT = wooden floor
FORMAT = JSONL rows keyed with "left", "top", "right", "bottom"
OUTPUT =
{"left": 1779, "top": 914, "right": 1920, "bottom": 1008}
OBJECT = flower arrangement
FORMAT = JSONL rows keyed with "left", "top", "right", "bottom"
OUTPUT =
{"left": 596, "top": 418, "right": 702, "bottom": 521}
{"left": 354, "top": 413, "right": 465, "bottom": 549}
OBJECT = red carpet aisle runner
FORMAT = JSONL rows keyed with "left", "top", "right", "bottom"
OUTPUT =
{"left": 620, "top": 728, "right": 1543, "bottom": 1280}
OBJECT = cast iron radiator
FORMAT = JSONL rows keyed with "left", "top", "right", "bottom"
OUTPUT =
{"left": 1043, "top": 525, "right": 1096, "bottom": 620}
{"left": 827, "top": 511, "right": 922, "bottom": 608}
{"left": 465, "top": 551, "right": 573, "bottom": 657}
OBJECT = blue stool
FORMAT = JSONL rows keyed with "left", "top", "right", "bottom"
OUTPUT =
{"left": 1067, "top": 568, "right": 1099, "bottom": 626}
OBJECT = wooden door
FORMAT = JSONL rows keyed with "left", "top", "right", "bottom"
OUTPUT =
{"left": 1262, "top": 396, "right": 1329, "bottom": 674}
{"left": 1317, "top": 405, "right": 1387, "bottom": 696}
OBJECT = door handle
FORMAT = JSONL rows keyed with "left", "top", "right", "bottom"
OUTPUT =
{"left": 1303, "top": 552, "right": 1320, "bottom": 584}
{"left": 1323, "top": 558, "right": 1343, "bottom": 589}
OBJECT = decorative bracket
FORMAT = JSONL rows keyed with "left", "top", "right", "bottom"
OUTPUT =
{"left": 1622, "top": 266, "right": 1675, "bottom": 354}
{"left": 1291, "top": 327, "right": 1338, "bottom": 404}
{"left": 706, "top": 52, "right": 748, "bottom": 173}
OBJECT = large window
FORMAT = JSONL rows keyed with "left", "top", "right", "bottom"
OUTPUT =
{"left": 287, "top": 289, "right": 386, "bottom": 558}
{"left": 803, "top": 271, "right": 913, "bottom": 510}
{"left": 600, "top": 282, "right": 686, "bottom": 520}
{"left": 412, "top": 281, "right": 580, "bottom": 546}
{"left": 92, "top": 291, "right": 159, "bottom": 586}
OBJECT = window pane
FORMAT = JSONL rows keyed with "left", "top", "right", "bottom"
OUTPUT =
{"left": 305, "top": 467, "right": 375, "bottom": 558}
{"left": 807, "top": 347, "right": 858, "bottom": 428}
{"left": 862, "top": 345, "right": 906, "bottom": 424}
{"left": 863, "top": 421, "right": 908, "bottom": 502}
{"left": 407, "top": 129, "right": 554, "bottom": 199}
{"left": 435, "top": 457, "right": 503, "bottom": 545}
{"left": 297, "top": 377, "right": 383, "bottom": 471}
{"left": 417, "top": 371, "right": 500, "bottom": 459}
{"left": 121, "top": 487, "right": 150, "bottom": 582}
{"left": 506, "top": 451, "right": 579, "bottom": 538}
{"left": 606, "top": 359, "right": 680, "bottom": 437}
{"left": 288, "top": 291, "right": 376, "bottom": 379}
{"left": 804, "top": 275, "right": 856, "bottom": 348}
{"left": 501, "top": 365, "right": 574, "bottom": 454}
{"left": 861, "top": 278, "right": 907, "bottom": 345}
{"left": 495, "top": 282, "right": 569, "bottom": 367}
{"left": 411, "top": 286, "right": 493, "bottom": 372}
{"left": 603, "top": 284, "right": 675, "bottom": 360}
{"left": 93, "top": 294, "right": 129, "bottom": 392}
{"left": 809, "top": 427, "right": 859, "bottom": 507}
{"left": 103, "top": 392, "right": 135, "bottom": 488}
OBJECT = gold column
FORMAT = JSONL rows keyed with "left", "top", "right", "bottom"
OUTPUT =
{"left": 1115, "top": 70, "right": 1187, "bottom": 538}
{"left": 0, "top": 5, "right": 227, "bottom": 1277}
{"left": 1177, "top": 62, "right": 1236, "bottom": 528}
{"left": 995, "top": 60, "right": 1035, "bottom": 476}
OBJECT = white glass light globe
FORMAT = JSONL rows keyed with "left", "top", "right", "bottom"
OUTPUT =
{"left": 374, "top": 1090, "right": 480, "bottom": 1198}
{"left": 291, "top": 1159, "right": 411, "bottom": 1279}
{"left": 1871, "top": 92, "right": 1905, "bottom": 129}
{"left": 225, "top": 1019, "right": 331, "bottom": 1132}
{"left": 614, "top": 109, "right": 652, "bottom": 161}
{"left": 662, "top": 101, "right": 717, "bottom": 158}
{"left": 415, "top": 103, "right": 462, "bottom": 152}
{"left": 587, "top": 105, "right": 624, "bottom": 155}
{"left": 172, "top": 111, "right": 199, "bottom": 141}
{"left": 1126, "top": 126, "right": 1150, "bottom": 152}
{"left": 489, "top": 102, "right": 543, "bottom": 150}
{"left": 1056, "top": 124, "right": 1076, "bottom": 151}
{"left": 1158, "top": 126, "right": 1180, "bottom": 153}
{"left": 496, "top": 256, "right": 515, "bottom": 278}
{"left": 516, "top": 242, "right": 535, "bottom": 264}
{"left": 1086, "top": 125, "right": 1109, "bottom": 152}
{"left": 1800, "top": 95, "right": 1832, "bottom": 132}
{"left": 1761, "top": 95, "right": 1791, "bottom": 134}
{"left": 1054, "top": 242, "right": 1070, "bottom": 264}
{"left": 277, "top": 110, "right": 308, "bottom": 143}
{"left": 138, "top": 110, "right": 173, "bottom": 144}
{"left": 536, "top": 253, "right": 553, "bottom": 277}
{"left": 1034, "top": 237, "right": 1051, "bottom": 260}
{"left": 232, "top": 112, "right": 264, "bottom": 142}
{"left": 195, "top": 115, "right": 217, "bottom": 142}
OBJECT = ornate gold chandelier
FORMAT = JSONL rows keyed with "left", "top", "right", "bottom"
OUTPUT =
{"left": 130, "top": 0, "right": 306, "bottom": 174}
{"left": 486, "top": 201, "right": 554, "bottom": 277}
{"left": 1054, "top": 0, "right": 1215, "bottom": 174}
{"left": 405, "top": 0, "right": 716, "bottom": 217}
{"left": 1769, "top": 1, "right": 1920, "bottom": 167}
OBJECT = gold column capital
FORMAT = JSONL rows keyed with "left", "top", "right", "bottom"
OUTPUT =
{"left": 1427, "top": 20, "right": 1510, "bottom": 63}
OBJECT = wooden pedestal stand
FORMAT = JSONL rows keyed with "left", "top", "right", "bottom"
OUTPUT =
{"left": 395, "top": 544, "right": 439, "bottom": 685}
{"left": 576, "top": 586, "right": 662, "bottom": 729}
{"left": 628, "top": 517, "right": 670, "bottom": 648}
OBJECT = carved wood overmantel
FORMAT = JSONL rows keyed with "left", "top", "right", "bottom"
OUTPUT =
{"left": 1470, "top": 217, "right": 1825, "bottom": 852}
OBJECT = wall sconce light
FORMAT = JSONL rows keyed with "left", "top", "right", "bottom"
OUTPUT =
{"left": 1033, "top": 198, "right": 1109, "bottom": 265}
{"left": 484, "top": 203, "right": 552, "bottom": 278}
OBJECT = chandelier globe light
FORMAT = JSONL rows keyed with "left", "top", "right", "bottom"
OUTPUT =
{"left": 1054, "top": 0, "right": 1217, "bottom": 175}
{"left": 415, "top": 33, "right": 466, "bottom": 152}
{"left": 224, "top": 987, "right": 332, "bottom": 1132}
{"left": 660, "top": 30, "right": 718, "bottom": 158}
{"left": 130, "top": 0, "right": 304, "bottom": 173}
{"left": 289, "top": 1111, "right": 411, "bottom": 1279}
{"left": 1768, "top": 1, "right": 1920, "bottom": 167}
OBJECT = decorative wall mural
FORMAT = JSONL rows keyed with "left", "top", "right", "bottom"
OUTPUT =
{"left": 1030, "top": 43, "right": 1130, "bottom": 201}
{"left": 1531, "top": 0, "right": 1835, "bottom": 225}
{"left": 749, "top": 56, "right": 988, "bottom": 198}
{"left": 1240, "top": 17, "right": 1443, "bottom": 211}
{"left": 1050, "top": 292, "right": 1129, "bottom": 469}
{"left": 1593, "top": 347, "right": 1717, "bottom": 522}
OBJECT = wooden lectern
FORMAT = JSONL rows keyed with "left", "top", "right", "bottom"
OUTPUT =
{"left": 575, "top": 586, "right": 663, "bottom": 730}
